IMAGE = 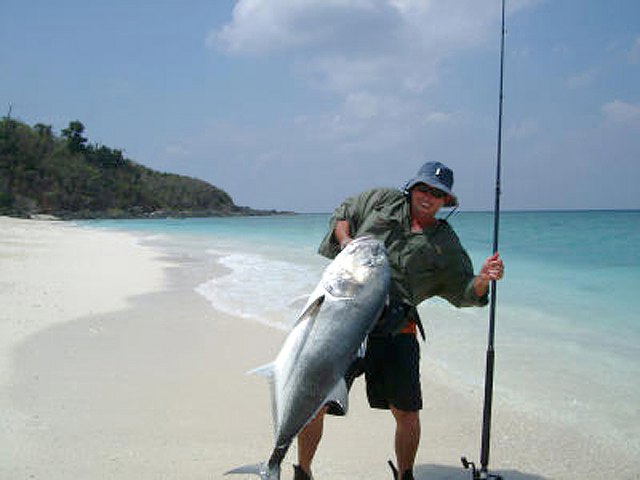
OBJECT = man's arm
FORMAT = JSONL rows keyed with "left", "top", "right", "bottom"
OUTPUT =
{"left": 473, "top": 252, "right": 504, "bottom": 297}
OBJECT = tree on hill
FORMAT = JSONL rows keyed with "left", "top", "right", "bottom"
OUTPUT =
{"left": 61, "top": 120, "right": 88, "bottom": 153}
{"left": 0, "top": 117, "right": 269, "bottom": 218}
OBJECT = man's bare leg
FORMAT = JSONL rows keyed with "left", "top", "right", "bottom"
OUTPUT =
{"left": 390, "top": 406, "right": 420, "bottom": 477}
{"left": 296, "top": 408, "right": 326, "bottom": 477}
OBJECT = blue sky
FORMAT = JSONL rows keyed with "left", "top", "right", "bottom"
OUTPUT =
{"left": 2, "top": 0, "right": 639, "bottom": 212}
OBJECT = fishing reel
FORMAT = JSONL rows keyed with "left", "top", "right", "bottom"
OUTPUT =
{"left": 461, "top": 457, "right": 503, "bottom": 480}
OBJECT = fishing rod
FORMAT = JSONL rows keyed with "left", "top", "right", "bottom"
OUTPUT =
{"left": 461, "top": 0, "right": 506, "bottom": 479}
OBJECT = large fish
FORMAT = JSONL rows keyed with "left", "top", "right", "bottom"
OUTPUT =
{"left": 226, "top": 236, "right": 390, "bottom": 479}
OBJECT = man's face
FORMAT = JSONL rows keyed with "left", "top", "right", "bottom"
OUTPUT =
{"left": 410, "top": 183, "right": 449, "bottom": 220}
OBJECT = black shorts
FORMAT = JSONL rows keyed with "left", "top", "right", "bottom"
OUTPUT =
{"left": 363, "top": 333, "right": 422, "bottom": 412}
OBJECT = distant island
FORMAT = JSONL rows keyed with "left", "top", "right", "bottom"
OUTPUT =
{"left": 0, "top": 117, "right": 289, "bottom": 219}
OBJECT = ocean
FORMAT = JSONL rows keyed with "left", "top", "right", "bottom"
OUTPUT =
{"left": 83, "top": 210, "right": 640, "bottom": 456}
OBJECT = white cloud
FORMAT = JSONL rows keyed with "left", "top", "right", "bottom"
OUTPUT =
{"left": 210, "top": 0, "right": 503, "bottom": 97}
{"left": 602, "top": 100, "right": 640, "bottom": 127}
{"left": 343, "top": 91, "right": 381, "bottom": 120}
{"left": 210, "top": 0, "right": 399, "bottom": 56}
{"left": 198, "top": 0, "right": 547, "bottom": 211}
{"left": 212, "top": 0, "right": 540, "bottom": 56}
{"left": 294, "top": 92, "right": 414, "bottom": 150}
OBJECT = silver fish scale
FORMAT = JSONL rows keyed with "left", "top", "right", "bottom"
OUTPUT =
{"left": 227, "top": 237, "right": 390, "bottom": 479}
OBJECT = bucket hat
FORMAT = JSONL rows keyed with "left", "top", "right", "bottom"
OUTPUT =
{"left": 403, "top": 161, "right": 458, "bottom": 207}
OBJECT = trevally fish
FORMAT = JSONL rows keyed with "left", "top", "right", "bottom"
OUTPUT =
{"left": 226, "top": 236, "right": 390, "bottom": 479}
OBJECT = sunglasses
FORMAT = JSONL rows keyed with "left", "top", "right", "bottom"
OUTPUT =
{"left": 414, "top": 184, "right": 448, "bottom": 199}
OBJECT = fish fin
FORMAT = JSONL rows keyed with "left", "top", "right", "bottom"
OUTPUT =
{"left": 325, "top": 378, "right": 349, "bottom": 415}
{"left": 247, "top": 363, "right": 278, "bottom": 431}
{"left": 225, "top": 461, "right": 280, "bottom": 479}
{"left": 247, "top": 362, "right": 275, "bottom": 378}
{"left": 286, "top": 294, "right": 325, "bottom": 372}
{"left": 292, "top": 293, "right": 325, "bottom": 329}
{"left": 288, "top": 294, "right": 310, "bottom": 311}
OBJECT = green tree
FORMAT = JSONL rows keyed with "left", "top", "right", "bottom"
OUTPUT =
{"left": 61, "top": 120, "right": 87, "bottom": 153}
{"left": 34, "top": 123, "right": 53, "bottom": 139}
{"left": 0, "top": 117, "right": 249, "bottom": 218}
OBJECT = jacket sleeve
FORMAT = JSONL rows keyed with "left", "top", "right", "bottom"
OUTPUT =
{"left": 317, "top": 193, "right": 362, "bottom": 259}
{"left": 440, "top": 242, "right": 489, "bottom": 308}
{"left": 317, "top": 189, "right": 390, "bottom": 259}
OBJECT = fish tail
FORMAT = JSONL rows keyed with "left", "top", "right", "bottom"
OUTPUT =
{"left": 226, "top": 445, "right": 287, "bottom": 479}
{"left": 225, "top": 461, "right": 280, "bottom": 480}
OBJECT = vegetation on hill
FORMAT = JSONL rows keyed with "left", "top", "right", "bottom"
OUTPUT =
{"left": 0, "top": 117, "right": 280, "bottom": 219}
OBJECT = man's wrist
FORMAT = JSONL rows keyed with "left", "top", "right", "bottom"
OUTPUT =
{"left": 473, "top": 274, "right": 490, "bottom": 297}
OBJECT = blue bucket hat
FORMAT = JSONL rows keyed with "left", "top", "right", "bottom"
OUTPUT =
{"left": 403, "top": 161, "right": 458, "bottom": 207}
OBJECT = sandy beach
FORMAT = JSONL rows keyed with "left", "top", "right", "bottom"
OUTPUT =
{"left": 0, "top": 216, "right": 636, "bottom": 480}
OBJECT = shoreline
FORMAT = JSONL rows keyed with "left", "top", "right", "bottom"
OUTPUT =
{"left": 0, "top": 217, "right": 637, "bottom": 479}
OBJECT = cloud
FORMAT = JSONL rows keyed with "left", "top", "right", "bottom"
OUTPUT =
{"left": 343, "top": 91, "right": 381, "bottom": 120}
{"left": 211, "top": 0, "right": 401, "bottom": 56}
{"left": 212, "top": 0, "right": 540, "bottom": 56}
{"left": 197, "top": 1, "right": 546, "bottom": 211}
{"left": 210, "top": 0, "right": 502, "bottom": 97}
{"left": 602, "top": 100, "right": 640, "bottom": 127}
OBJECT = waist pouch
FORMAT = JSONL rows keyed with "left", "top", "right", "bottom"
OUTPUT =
{"left": 371, "top": 299, "right": 425, "bottom": 340}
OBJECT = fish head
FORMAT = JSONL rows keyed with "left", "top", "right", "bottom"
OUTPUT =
{"left": 322, "top": 236, "right": 389, "bottom": 298}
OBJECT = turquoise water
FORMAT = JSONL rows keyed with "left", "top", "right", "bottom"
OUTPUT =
{"left": 83, "top": 210, "right": 640, "bottom": 451}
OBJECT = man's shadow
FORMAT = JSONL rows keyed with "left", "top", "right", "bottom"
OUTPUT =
{"left": 414, "top": 464, "right": 547, "bottom": 480}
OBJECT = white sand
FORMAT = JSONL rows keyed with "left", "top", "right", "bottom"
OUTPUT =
{"left": 0, "top": 217, "right": 636, "bottom": 479}
{"left": 0, "top": 216, "right": 167, "bottom": 386}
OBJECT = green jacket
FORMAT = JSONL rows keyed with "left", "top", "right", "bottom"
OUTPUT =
{"left": 318, "top": 188, "right": 488, "bottom": 309}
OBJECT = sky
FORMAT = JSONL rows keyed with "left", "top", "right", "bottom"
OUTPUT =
{"left": 2, "top": 0, "right": 639, "bottom": 212}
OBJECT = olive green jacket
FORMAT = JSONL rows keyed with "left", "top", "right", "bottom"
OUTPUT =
{"left": 318, "top": 188, "right": 488, "bottom": 309}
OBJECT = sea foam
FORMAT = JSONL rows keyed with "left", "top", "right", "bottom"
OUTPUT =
{"left": 196, "top": 251, "right": 321, "bottom": 330}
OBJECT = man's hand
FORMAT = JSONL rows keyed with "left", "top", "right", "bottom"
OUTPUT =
{"left": 335, "top": 220, "right": 353, "bottom": 250}
{"left": 474, "top": 252, "right": 504, "bottom": 297}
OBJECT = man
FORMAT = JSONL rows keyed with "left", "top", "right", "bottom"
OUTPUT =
{"left": 293, "top": 161, "right": 505, "bottom": 480}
